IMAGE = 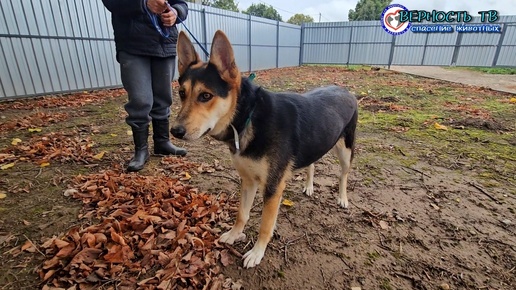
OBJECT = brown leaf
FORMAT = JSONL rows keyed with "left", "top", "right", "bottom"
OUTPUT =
{"left": 93, "top": 233, "right": 107, "bottom": 245}
{"left": 55, "top": 242, "right": 76, "bottom": 258}
{"left": 220, "top": 249, "right": 233, "bottom": 267}
{"left": 21, "top": 240, "right": 36, "bottom": 253}
{"left": 103, "top": 244, "right": 134, "bottom": 264}
{"left": 110, "top": 228, "right": 127, "bottom": 246}
{"left": 42, "top": 269, "right": 56, "bottom": 281}
{"left": 42, "top": 256, "right": 60, "bottom": 270}
{"left": 54, "top": 239, "right": 70, "bottom": 249}
{"left": 157, "top": 279, "right": 173, "bottom": 290}
{"left": 70, "top": 248, "right": 102, "bottom": 265}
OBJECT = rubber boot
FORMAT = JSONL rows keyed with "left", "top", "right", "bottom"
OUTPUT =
{"left": 127, "top": 125, "right": 150, "bottom": 172}
{"left": 152, "top": 119, "right": 187, "bottom": 156}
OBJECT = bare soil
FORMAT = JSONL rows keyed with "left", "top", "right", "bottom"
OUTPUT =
{"left": 0, "top": 66, "right": 515, "bottom": 290}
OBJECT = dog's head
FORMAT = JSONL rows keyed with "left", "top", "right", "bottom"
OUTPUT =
{"left": 170, "top": 30, "right": 241, "bottom": 140}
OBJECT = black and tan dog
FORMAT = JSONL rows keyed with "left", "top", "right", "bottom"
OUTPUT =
{"left": 171, "top": 30, "right": 358, "bottom": 268}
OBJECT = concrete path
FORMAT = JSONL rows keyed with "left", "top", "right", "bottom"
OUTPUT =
{"left": 389, "top": 66, "right": 516, "bottom": 94}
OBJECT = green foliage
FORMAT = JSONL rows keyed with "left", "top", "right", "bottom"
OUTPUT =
{"left": 209, "top": 0, "right": 239, "bottom": 12}
{"left": 243, "top": 3, "right": 282, "bottom": 21}
{"left": 287, "top": 13, "right": 314, "bottom": 25}
{"left": 456, "top": 67, "right": 516, "bottom": 75}
{"left": 348, "top": 0, "right": 392, "bottom": 21}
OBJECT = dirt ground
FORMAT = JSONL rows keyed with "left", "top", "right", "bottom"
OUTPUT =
{"left": 389, "top": 66, "right": 516, "bottom": 94}
{"left": 0, "top": 66, "right": 515, "bottom": 290}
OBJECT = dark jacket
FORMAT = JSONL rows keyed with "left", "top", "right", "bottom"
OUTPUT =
{"left": 102, "top": 0, "right": 188, "bottom": 59}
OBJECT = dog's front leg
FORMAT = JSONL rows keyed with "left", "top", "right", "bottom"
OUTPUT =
{"left": 243, "top": 175, "right": 287, "bottom": 268}
{"left": 302, "top": 163, "right": 315, "bottom": 196}
{"left": 219, "top": 177, "right": 258, "bottom": 244}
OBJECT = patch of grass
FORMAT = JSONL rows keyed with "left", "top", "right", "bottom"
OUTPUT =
{"left": 450, "top": 66, "right": 516, "bottom": 75}
{"left": 367, "top": 251, "right": 381, "bottom": 259}
{"left": 380, "top": 278, "right": 394, "bottom": 290}
{"left": 302, "top": 64, "right": 371, "bottom": 71}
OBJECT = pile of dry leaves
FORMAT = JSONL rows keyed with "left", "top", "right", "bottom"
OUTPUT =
{"left": 0, "top": 132, "right": 100, "bottom": 168}
{"left": 0, "top": 112, "right": 71, "bottom": 133}
{"left": 0, "top": 88, "right": 126, "bottom": 111}
{"left": 39, "top": 169, "right": 240, "bottom": 290}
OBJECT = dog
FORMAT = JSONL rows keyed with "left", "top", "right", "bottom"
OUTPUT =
{"left": 171, "top": 30, "right": 358, "bottom": 268}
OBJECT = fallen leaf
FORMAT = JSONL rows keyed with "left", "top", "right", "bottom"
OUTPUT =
{"left": 21, "top": 240, "right": 36, "bottom": 253}
{"left": 110, "top": 228, "right": 127, "bottom": 246}
{"left": 70, "top": 248, "right": 103, "bottom": 265}
{"left": 40, "top": 162, "right": 50, "bottom": 167}
{"left": 433, "top": 122, "right": 448, "bottom": 131}
{"left": 93, "top": 151, "right": 106, "bottom": 160}
{"left": 28, "top": 128, "right": 42, "bottom": 132}
{"left": 11, "top": 138, "right": 22, "bottom": 145}
{"left": 379, "top": 220, "right": 389, "bottom": 230}
{"left": 110, "top": 133, "right": 118, "bottom": 137}
{"left": 282, "top": 199, "right": 294, "bottom": 207}
{"left": 0, "top": 192, "right": 6, "bottom": 199}
{"left": 126, "top": 130, "right": 133, "bottom": 136}
{"left": 510, "top": 97, "right": 516, "bottom": 103}
{"left": 63, "top": 188, "right": 78, "bottom": 197}
{"left": 430, "top": 203, "right": 440, "bottom": 210}
{"left": 220, "top": 250, "right": 233, "bottom": 266}
{"left": 1, "top": 163, "right": 15, "bottom": 170}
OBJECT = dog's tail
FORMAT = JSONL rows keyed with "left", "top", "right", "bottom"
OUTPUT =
{"left": 343, "top": 109, "right": 358, "bottom": 161}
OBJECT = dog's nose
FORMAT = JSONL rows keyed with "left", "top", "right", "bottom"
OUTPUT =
{"left": 171, "top": 125, "right": 186, "bottom": 139}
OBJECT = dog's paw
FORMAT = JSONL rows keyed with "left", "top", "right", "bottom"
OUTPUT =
{"left": 219, "top": 230, "right": 246, "bottom": 245}
{"left": 337, "top": 197, "right": 349, "bottom": 208}
{"left": 303, "top": 185, "right": 314, "bottom": 197}
{"left": 242, "top": 246, "right": 265, "bottom": 268}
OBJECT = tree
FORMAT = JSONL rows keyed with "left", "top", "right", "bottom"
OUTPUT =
{"left": 287, "top": 14, "right": 314, "bottom": 25}
{"left": 210, "top": 0, "right": 239, "bottom": 12}
{"left": 348, "top": 0, "right": 392, "bottom": 21}
{"left": 243, "top": 3, "right": 282, "bottom": 21}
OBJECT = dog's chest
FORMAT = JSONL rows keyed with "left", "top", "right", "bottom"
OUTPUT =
{"left": 230, "top": 154, "right": 268, "bottom": 183}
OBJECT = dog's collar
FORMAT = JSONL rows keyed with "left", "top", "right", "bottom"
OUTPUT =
{"left": 230, "top": 106, "right": 255, "bottom": 153}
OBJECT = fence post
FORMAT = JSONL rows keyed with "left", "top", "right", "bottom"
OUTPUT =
{"left": 276, "top": 20, "right": 280, "bottom": 68}
{"left": 450, "top": 31, "right": 463, "bottom": 66}
{"left": 491, "top": 23, "right": 507, "bottom": 67}
{"left": 201, "top": 8, "right": 208, "bottom": 62}
{"left": 347, "top": 25, "right": 353, "bottom": 66}
{"left": 298, "top": 23, "right": 305, "bottom": 66}
{"left": 420, "top": 32, "right": 430, "bottom": 65}
{"left": 388, "top": 34, "right": 396, "bottom": 69}
{"left": 248, "top": 14, "right": 252, "bottom": 72}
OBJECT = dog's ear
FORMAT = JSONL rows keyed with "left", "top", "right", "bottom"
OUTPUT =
{"left": 209, "top": 30, "right": 240, "bottom": 84}
{"left": 177, "top": 31, "right": 200, "bottom": 75}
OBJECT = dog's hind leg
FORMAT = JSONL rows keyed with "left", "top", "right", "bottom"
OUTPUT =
{"left": 219, "top": 177, "right": 258, "bottom": 245}
{"left": 243, "top": 169, "right": 290, "bottom": 268}
{"left": 333, "top": 139, "right": 352, "bottom": 208}
{"left": 302, "top": 163, "right": 314, "bottom": 196}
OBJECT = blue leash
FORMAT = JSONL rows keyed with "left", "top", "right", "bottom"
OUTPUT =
{"left": 145, "top": 2, "right": 210, "bottom": 57}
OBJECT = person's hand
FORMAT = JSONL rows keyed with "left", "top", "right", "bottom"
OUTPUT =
{"left": 147, "top": 0, "right": 167, "bottom": 14}
{"left": 161, "top": 8, "right": 177, "bottom": 27}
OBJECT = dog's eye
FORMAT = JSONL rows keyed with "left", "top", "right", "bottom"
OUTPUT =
{"left": 198, "top": 92, "right": 214, "bottom": 103}
{"left": 178, "top": 90, "right": 186, "bottom": 101}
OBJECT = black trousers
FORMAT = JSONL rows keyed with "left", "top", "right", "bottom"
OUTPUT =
{"left": 118, "top": 51, "right": 175, "bottom": 128}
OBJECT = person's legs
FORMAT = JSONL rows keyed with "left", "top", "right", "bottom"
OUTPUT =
{"left": 150, "top": 56, "right": 187, "bottom": 156}
{"left": 119, "top": 51, "right": 153, "bottom": 171}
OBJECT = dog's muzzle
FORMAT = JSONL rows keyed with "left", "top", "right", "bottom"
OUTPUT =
{"left": 170, "top": 125, "right": 186, "bottom": 139}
